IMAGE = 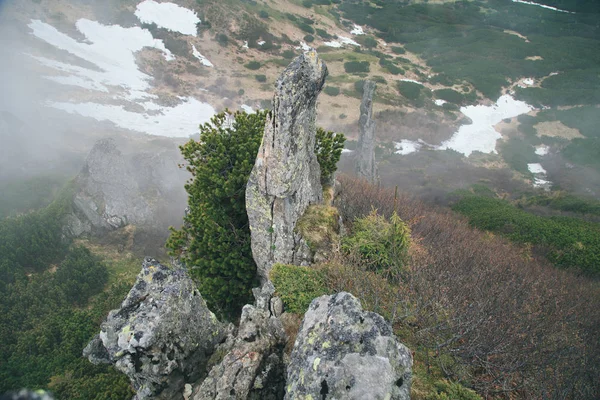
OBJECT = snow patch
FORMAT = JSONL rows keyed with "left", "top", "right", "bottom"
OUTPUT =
{"left": 192, "top": 44, "right": 213, "bottom": 67}
{"left": 135, "top": 0, "right": 200, "bottom": 36}
{"left": 399, "top": 79, "right": 423, "bottom": 85}
{"left": 395, "top": 140, "right": 422, "bottom": 155}
{"left": 527, "top": 163, "right": 546, "bottom": 174}
{"left": 257, "top": 40, "right": 266, "bottom": 46}
{"left": 511, "top": 0, "right": 573, "bottom": 13}
{"left": 341, "top": 148, "right": 354, "bottom": 153}
{"left": 323, "top": 40, "right": 342, "bottom": 48}
{"left": 51, "top": 98, "right": 215, "bottom": 137}
{"left": 434, "top": 99, "right": 447, "bottom": 106}
{"left": 350, "top": 25, "right": 364, "bottom": 35}
{"left": 535, "top": 145, "right": 549, "bottom": 156}
{"left": 440, "top": 95, "right": 533, "bottom": 156}
{"left": 241, "top": 104, "right": 254, "bottom": 114}
{"left": 28, "top": 18, "right": 216, "bottom": 137}
{"left": 339, "top": 36, "right": 360, "bottom": 47}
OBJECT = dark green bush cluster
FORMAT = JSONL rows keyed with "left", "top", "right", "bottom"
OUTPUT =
{"left": 270, "top": 264, "right": 328, "bottom": 314}
{"left": 338, "top": 0, "right": 600, "bottom": 101}
{"left": 344, "top": 60, "right": 370, "bottom": 73}
{"left": 434, "top": 88, "right": 465, "bottom": 104}
{"left": 304, "top": 34, "right": 315, "bottom": 43}
{"left": 255, "top": 74, "right": 267, "bottom": 82}
{"left": 323, "top": 86, "right": 340, "bottom": 96}
{"left": 453, "top": 195, "right": 600, "bottom": 275}
{"left": 216, "top": 33, "right": 229, "bottom": 47}
{"left": 397, "top": 81, "right": 425, "bottom": 106}
{"left": 282, "top": 49, "right": 296, "bottom": 59}
{"left": 379, "top": 58, "right": 404, "bottom": 75}
{"left": 315, "top": 127, "right": 346, "bottom": 184}
{"left": 244, "top": 60, "right": 262, "bottom": 70}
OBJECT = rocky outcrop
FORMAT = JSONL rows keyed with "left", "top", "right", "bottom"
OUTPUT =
{"left": 286, "top": 292, "right": 412, "bottom": 400}
{"left": 64, "top": 138, "right": 187, "bottom": 238}
{"left": 84, "top": 258, "right": 229, "bottom": 400}
{"left": 355, "top": 81, "right": 379, "bottom": 184}
{"left": 191, "top": 283, "right": 286, "bottom": 400}
{"left": 246, "top": 50, "right": 327, "bottom": 282}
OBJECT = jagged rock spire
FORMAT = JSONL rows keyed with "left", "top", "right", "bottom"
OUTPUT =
{"left": 246, "top": 50, "right": 327, "bottom": 282}
{"left": 355, "top": 80, "right": 379, "bottom": 184}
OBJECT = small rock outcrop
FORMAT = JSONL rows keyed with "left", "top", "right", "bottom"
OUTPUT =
{"left": 84, "top": 258, "right": 229, "bottom": 400}
{"left": 246, "top": 50, "right": 327, "bottom": 282}
{"left": 192, "top": 283, "right": 286, "bottom": 400}
{"left": 65, "top": 138, "right": 187, "bottom": 237}
{"left": 355, "top": 80, "right": 379, "bottom": 184}
{"left": 285, "top": 292, "right": 412, "bottom": 400}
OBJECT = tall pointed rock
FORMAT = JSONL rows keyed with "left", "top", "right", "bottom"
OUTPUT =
{"left": 355, "top": 80, "right": 379, "bottom": 183}
{"left": 246, "top": 50, "right": 327, "bottom": 282}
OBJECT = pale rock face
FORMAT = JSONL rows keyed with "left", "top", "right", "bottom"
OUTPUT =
{"left": 355, "top": 80, "right": 379, "bottom": 184}
{"left": 285, "top": 292, "right": 412, "bottom": 400}
{"left": 246, "top": 50, "right": 327, "bottom": 282}
{"left": 83, "top": 258, "right": 230, "bottom": 400}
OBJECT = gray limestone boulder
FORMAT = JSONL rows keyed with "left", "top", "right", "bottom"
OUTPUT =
{"left": 83, "top": 258, "right": 229, "bottom": 400}
{"left": 355, "top": 80, "right": 379, "bottom": 184}
{"left": 285, "top": 292, "right": 412, "bottom": 400}
{"left": 246, "top": 50, "right": 327, "bottom": 283}
{"left": 192, "top": 283, "right": 287, "bottom": 400}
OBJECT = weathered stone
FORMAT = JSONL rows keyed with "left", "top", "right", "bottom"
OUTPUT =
{"left": 191, "top": 283, "right": 287, "bottom": 400}
{"left": 64, "top": 138, "right": 187, "bottom": 238}
{"left": 355, "top": 80, "right": 379, "bottom": 184}
{"left": 285, "top": 292, "right": 412, "bottom": 400}
{"left": 83, "top": 258, "right": 229, "bottom": 400}
{"left": 246, "top": 50, "right": 327, "bottom": 283}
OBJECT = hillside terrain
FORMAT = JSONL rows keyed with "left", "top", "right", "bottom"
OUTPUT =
{"left": 1, "top": 0, "right": 600, "bottom": 399}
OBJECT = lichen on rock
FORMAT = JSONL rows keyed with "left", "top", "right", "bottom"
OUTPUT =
{"left": 285, "top": 292, "right": 412, "bottom": 400}
{"left": 246, "top": 50, "right": 328, "bottom": 283}
{"left": 83, "top": 258, "right": 230, "bottom": 400}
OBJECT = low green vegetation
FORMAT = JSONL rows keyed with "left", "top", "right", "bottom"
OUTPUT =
{"left": 244, "top": 60, "right": 262, "bottom": 70}
{"left": 338, "top": 0, "right": 600, "bottom": 101}
{"left": 344, "top": 60, "right": 370, "bottom": 73}
{"left": 323, "top": 86, "right": 340, "bottom": 96}
{"left": 452, "top": 195, "right": 600, "bottom": 275}
{"left": 433, "top": 88, "right": 465, "bottom": 105}
{"left": 499, "top": 137, "right": 538, "bottom": 176}
{"left": 0, "top": 186, "right": 133, "bottom": 397}
{"left": 526, "top": 193, "right": 600, "bottom": 217}
{"left": 255, "top": 74, "right": 267, "bottom": 82}
{"left": 341, "top": 210, "right": 411, "bottom": 276}
{"left": 270, "top": 264, "right": 328, "bottom": 314}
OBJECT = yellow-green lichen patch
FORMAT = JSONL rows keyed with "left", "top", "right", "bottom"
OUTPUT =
{"left": 312, "top": 357, "right": 321, "bottom": 371}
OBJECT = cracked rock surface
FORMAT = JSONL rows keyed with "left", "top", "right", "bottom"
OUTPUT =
{"left": 83, "top": 258, "right": 229, "bottom": 400}
{"left": 285, "top": 292, "right": 412, "bottom": 400}
{"left": 246, "top": 50, "right": 327, "bottom": 282}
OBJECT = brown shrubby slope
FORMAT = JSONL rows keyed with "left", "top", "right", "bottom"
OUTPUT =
{"left": 333, "top": 175, "right": 600, "bottom": 399}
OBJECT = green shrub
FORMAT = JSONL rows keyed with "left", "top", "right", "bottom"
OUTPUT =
{"left": 397, "top": 81, "right": 422, "bottom": 101}
{"left": 302, "top": 0, "right": 313, "bottom": 8}
{"left": 255, "top": 74, "right": 267, "bottom": 82}
{"left": 216, "top": 33, "right": 228, "bottom": 47}
{"left": 298, "top": 22, "right": 314, "bottom": 34}
{"left": 270, "top": 264, "right": 328, "bottom": 314}
{"left": 360, "top": 36, "right": 378, "bottom": 49}
{"left": 259, "top": 10, "right": 269, "bottom": 19}
{"left": 304, "top": 34, "right": 315, "bottom": 43}
{"left": 344, "top": 60, "right": 370, "bottom": 73}
{"left": 316, "top": 28, "right": 332, "bottom": 39}
{"left": 426, "top": 380, "right": 482, "bottom": 400}
{"left": 244, "top": 60, "right": 262, "bottom": 70}
{"left": 282, "top": 49, "right": 296, "bottom": 59}
{"left": 434, "top": 88, "right": 465, "bottom": 104}
{"left": 391, "top": 46, "right": 406, "bottom": 54}
{"left": 315, "top": 127, "right": 345, "bottom": 184}
{"left": 323, "top": 86, "right": 340, "bottom": 96}
{"left": 238, "top": 89, "right": 245, "bottom": 96}
{"left": 341, "top": 210, "right": 411, "bottom": 275}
